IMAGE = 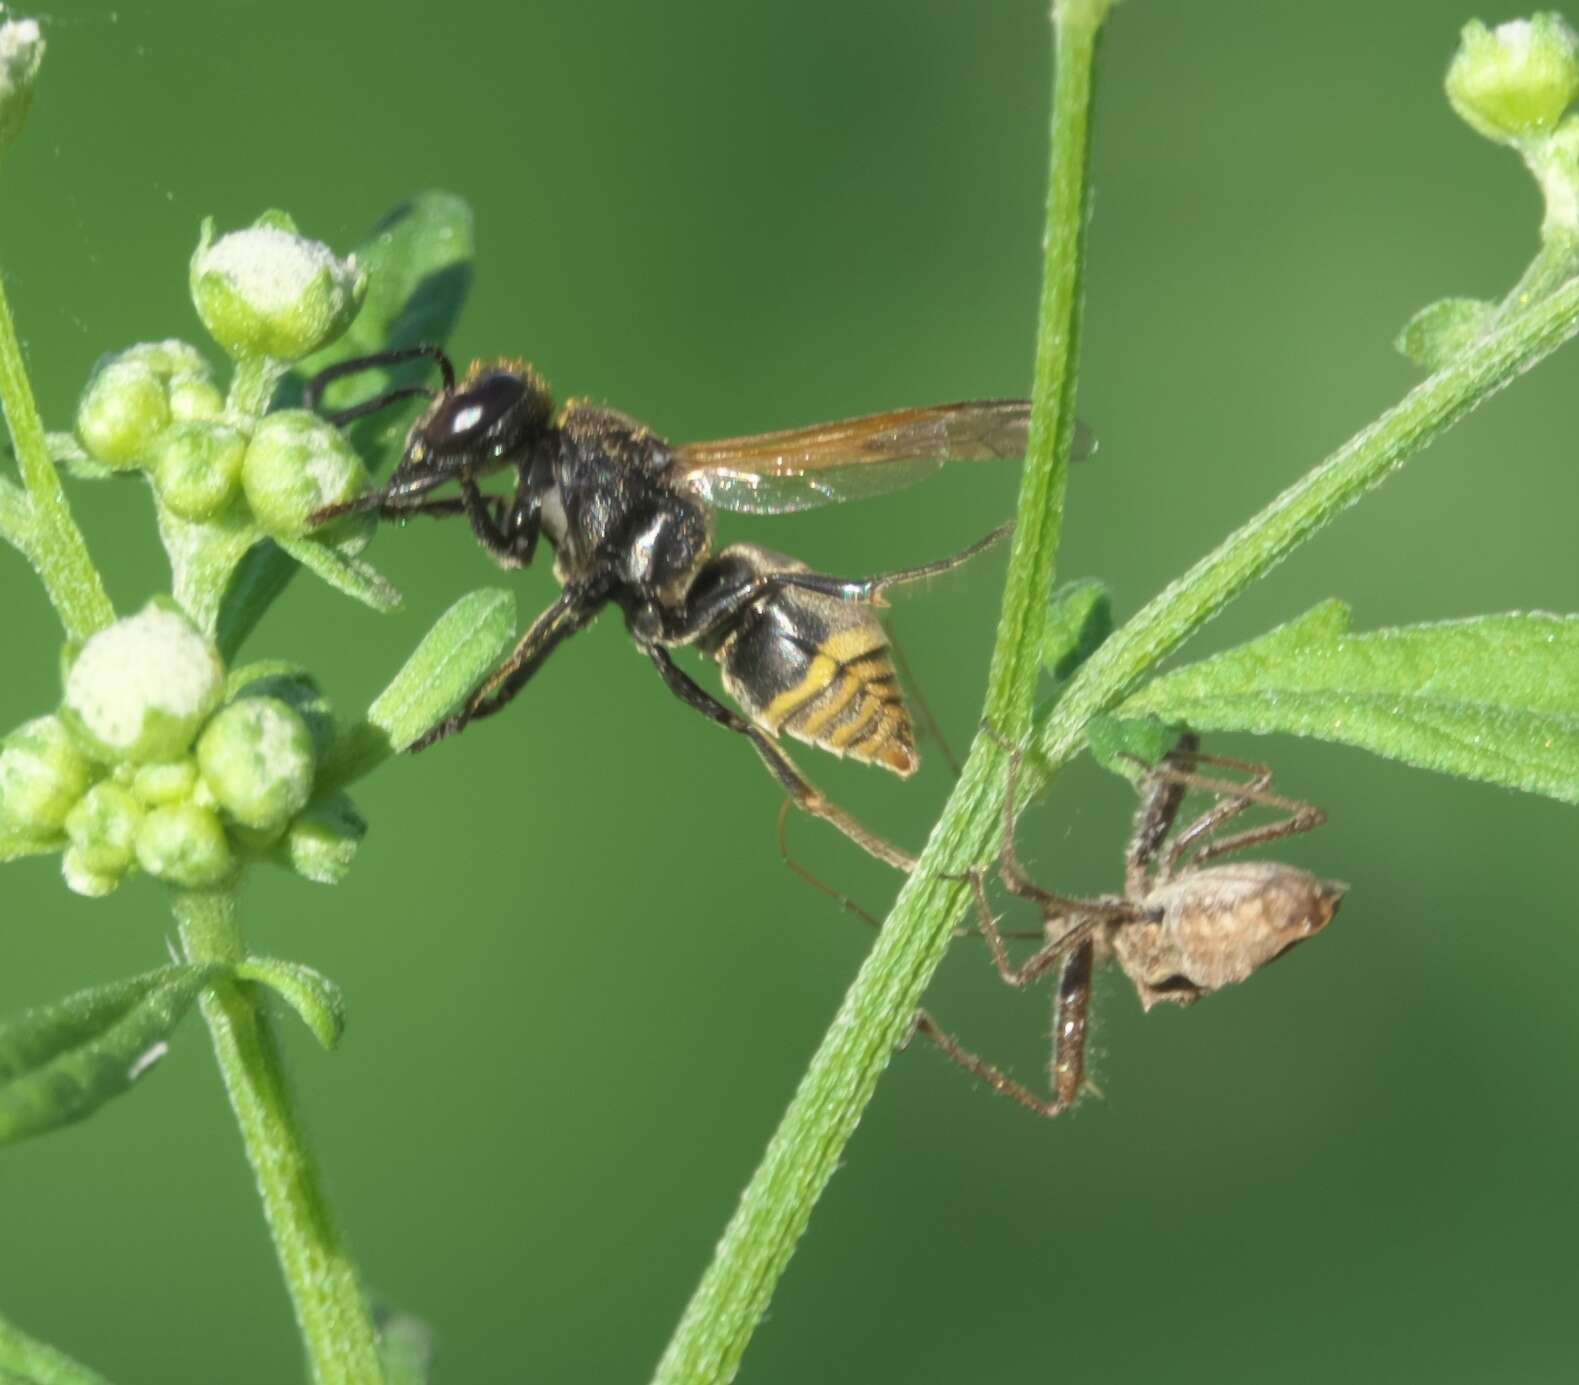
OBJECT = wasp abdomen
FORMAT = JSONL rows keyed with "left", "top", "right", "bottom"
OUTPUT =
{"left": 703, "top": 545, "right": 916, "bottom": 777}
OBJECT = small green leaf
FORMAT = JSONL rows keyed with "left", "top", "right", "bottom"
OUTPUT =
{"left": 0, "top": 965, "right": 221, "bottom": 1145}
{"left": 274, "top": 534, "right": 402, "bottom": 614}
{"left": 1043, "top": 578, "right": 1113, "bottom": 685}
{"left": 1085, "top": 711, "right": 1182, "bottom": 781}
{"left": 354, "top": 587, "right": 517, "bottom": 762}
{"left": 0, "top": 1307, "right": 115, "bottom": 1385}
{"left": 1120, "top": 602, "right": 1579, "bottom": 803}
{"left": 1395, "top": 297, "right": 1494, "bottom": 369}
{"left": 236, "top": 957, "right": 346, "bottom": 1050}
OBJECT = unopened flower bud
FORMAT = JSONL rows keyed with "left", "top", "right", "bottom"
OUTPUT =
{"left": 226, "top": 663, "right": 336, "bottom": 758}
{"left": 281, "top": 793, "right": 366, "bottom": 884}
{"left": 0, "top": 15, "right": 44, "bottom": 158}
{"left": 0, "top": 714, "right": 94, "bottom": 835}
{"left": 131, "top": 757, "right": 200, "bottom": 805}
{"left": 120, "top": 339, "right": 213, "bottom": 382}
{"left": 62, "top": 845, "right": 122, "bottom": 898}
{"left": 62, "top": 603, "right": 225, "bottom": 764}
{"left": 150, "top": 420, "right": 246, "bottom": 520}
{"left": 168, "top": 376, "right": 226, "bottom": 422}
{"left": 1447, "top": 14, "right": 1579, "bottom": 142}
{"left": 196, "top": 696, "right": 316, "bottom": 833}
{"left": 64, "top": 781, "right": 143, "bottom": 875}
{"left": 75, "top": 357, "right": 171, "bottom": 469}
{"left": 241, "top": 409, "right": 368, "bottom": 536}
{"left": 190, "top": 214, "right": 366, "bottom": 362}
{"left": 134, "top": 801, "right": 233, "bottom": 887}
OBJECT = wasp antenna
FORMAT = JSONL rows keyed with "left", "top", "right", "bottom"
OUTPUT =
{"left": 321, "top": 384, "right": 436, "bottom": 428}
{"left": 303, "top": 343, "right": 457, "bottom": 413}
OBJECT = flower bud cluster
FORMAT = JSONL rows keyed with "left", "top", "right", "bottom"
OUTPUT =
{"left": 75, "top": 349, "right": 370, "bottom": 533}
{"left": 0, "top": 603, "right": 364, "bottom": 896}
{"left": 72, "top": 215, "right": 373, "bottom": 537}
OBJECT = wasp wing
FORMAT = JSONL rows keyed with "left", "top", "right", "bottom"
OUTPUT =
{"left": 675, "top": 400, "right": 1089, "bottom": 515}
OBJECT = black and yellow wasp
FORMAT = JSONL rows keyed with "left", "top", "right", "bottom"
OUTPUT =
{"left": 309, "top": 345, "right": 1071, "bottom": 864}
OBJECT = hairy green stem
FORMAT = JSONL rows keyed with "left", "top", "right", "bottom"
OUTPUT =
{"left": 0, "top": 1310, "right": 113, "bottom": 1385}
{"left": 227, "top": 356, "right": 289, "bottom": 420}
{"left": 172, "top": 888, "right": 382, "bottom": 1385}
{"left": 154, "top": 504, "right": 255, "bottom": 636}
{"left": 0, "top": 274, "right": 114, "bottom": 639}
{"left": 649, "top": 5, "right": 1110, "bottom": 1382}
{"left": 982, "top": 6, "right": 1097, "bottom": 738}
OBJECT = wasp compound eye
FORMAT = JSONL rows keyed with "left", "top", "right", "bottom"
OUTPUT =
{"left": 435, "top": 373, "right": 531, "bottom": 449}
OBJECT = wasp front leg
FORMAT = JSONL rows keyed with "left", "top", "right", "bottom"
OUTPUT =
{"left": 408, "top": 589, "right": 608, "bottom": 752}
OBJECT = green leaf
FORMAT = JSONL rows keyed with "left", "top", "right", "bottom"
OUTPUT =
{"left": 274, "top": 534, "right": 403, "bottom": 614}
{"left": 0, "top": 1308, "right": 114, "bottom": 1385}
{"left": 236, "top": 957, "right": 346, "bottom": 1050}
{"left": 1085, "top": 710, "right": 1183, "bottom": 781}
{"left": 1395, "top": 296, "right": 1494, "bottom": 369}
{"left": 1043, "top": 577, "right": 1113, "bottom": 684}
{"left": 214, "top": 538, "right": 292, "bottom": 661}
{"left": 324, "top": 587, "right": 517, "bottom": 782}
{"left": 1120, "top": 601, "right": 1579, "bottom": 802}
{"left": 0, "top": 965, "right": 222, "bottom": 1145}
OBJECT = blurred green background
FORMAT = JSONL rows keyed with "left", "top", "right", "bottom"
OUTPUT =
{"left": 3, "top": 1, "right": 1577, "bottom": 1381}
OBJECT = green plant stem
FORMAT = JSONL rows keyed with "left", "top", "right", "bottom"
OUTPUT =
{"left": 0, "top": 1310, "right": 113, "bottom": 1385}
{"left": 0, "top": 274, "right": 114, "bottom": 640}
{"left": 982, "top": 7, "right": 1098, "bottom": 740}
{"left": 154, "top": 504, "right": 256, "bottom": 636}
{"left": 227, "top": 356, "right": 289, "bottom": 419}
{"left": 172, "top": 888, "right": 382, "bottom": 1385}
{"left": 649, "top": 6, "right": 1109, "bottom": 1382}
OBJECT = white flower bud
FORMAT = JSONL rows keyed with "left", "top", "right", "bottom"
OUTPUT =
{"left": 134, "top": 801, "right": 234, "bottom": 887}
{"left": 241, "top": 409, "right": 369, "bottom": 537}
{"left": 281, "top": 793, "right": 366, "bottom": 885}
{"left": 190, "top": 214, "right": 367, "bottom": 362}
{"left": 62, "top": 603, "right": 225, "bottom": 764}
{"left": 0, "top": 15, "right": 44, "bottom": 158}
{"left": 75, "top": 357, "right": 171, "bottom": 470}
{"left": 150, "top": 421, "right": 247, "bottom": 521}
{"left": 0, "top": 714, "right": 94, "bottom": 835}
{"left": 64, "top": 781, "right": 142, "bottom": 875}
{"left": 196, "top": 696, "right": 316, "bottom": 832}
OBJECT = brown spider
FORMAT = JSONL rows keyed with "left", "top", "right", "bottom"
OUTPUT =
{"left": 917, "top": 733, "right": 1347, "bottom": 1118}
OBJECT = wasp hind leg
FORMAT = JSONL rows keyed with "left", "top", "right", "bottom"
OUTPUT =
{"left": 644, "top": 645, "right": 915, "bottom": 873}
